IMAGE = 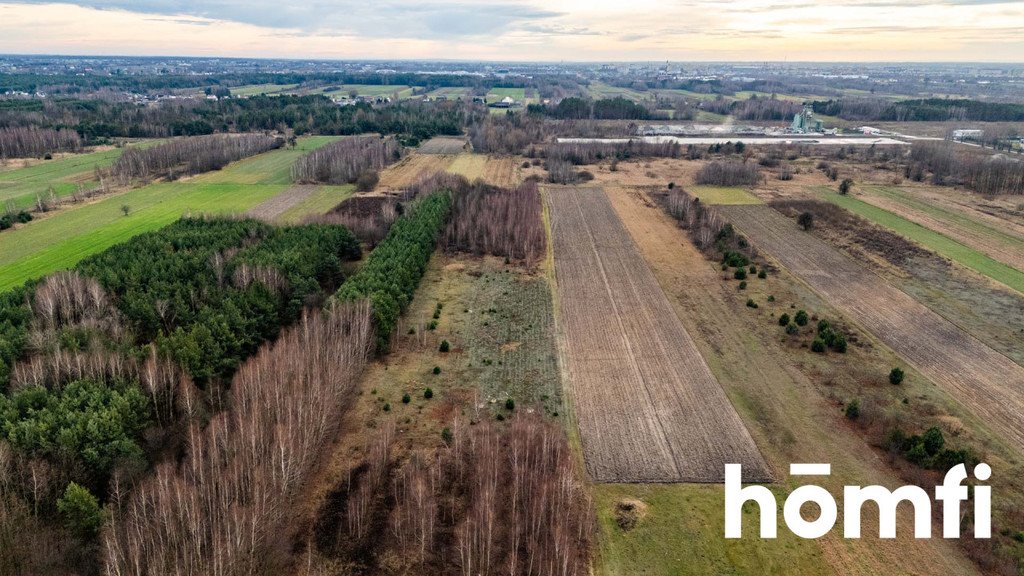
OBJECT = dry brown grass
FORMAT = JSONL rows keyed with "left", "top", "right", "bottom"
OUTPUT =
{"left": 546, "top": 185, "right": 769, "bottom": 483}
{"left": 722, "top": 204, "right": 1024, "bottom": 457}
{"left": 377, "top": 154, "right": 455, "bottom": 190}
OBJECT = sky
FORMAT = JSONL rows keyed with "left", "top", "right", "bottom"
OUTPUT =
{"left": 0, "top": 0, "right": 1022, "bottom": 62}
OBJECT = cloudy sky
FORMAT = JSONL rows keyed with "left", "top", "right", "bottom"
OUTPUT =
{"left": 0, "top": 0, "right": 1021, "bottom": 61}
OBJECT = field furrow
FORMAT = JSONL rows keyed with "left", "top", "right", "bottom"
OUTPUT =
{"left": 723, "top": 204, "right": 1024, "bottom": 455}
{"left": 548, "top": 186, "right": 769, "bottom": 483}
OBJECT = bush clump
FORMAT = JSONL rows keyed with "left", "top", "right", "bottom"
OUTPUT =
{"left": 889, "top": 367, "right": 905, "bottom": 385}
{"left": 794, "top": 310, "right": 809, "bottom": 326}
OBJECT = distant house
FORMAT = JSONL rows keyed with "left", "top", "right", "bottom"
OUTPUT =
{"left": 952, "top": 129, "right": 983, "bottom": 142}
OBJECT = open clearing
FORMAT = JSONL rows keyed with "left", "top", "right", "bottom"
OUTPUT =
{"left": 547, "top": 186, "right": 768, "bottom": 483}
{"left": 418, "top": 136, "right": 467, "bottom": 155}
{"left": 689, "top": 185, "right": 763, "bottom": 205}
{"left": 818, "top": 188, "right": 1024, "bottom": 294}
{"left": 722, "top": 204, "right": 1024, "bottom": 456}
{"left": 377, "top": 153, "right": 454, "bottom": 189}
{"left": 480, "top": 156, "right": 520, "bottom": 187}
{"left": 445, "top": 153, "right": 487, "bottom": 180}
{"left": 0, "top": 136, "right": 338, "bottom": 290}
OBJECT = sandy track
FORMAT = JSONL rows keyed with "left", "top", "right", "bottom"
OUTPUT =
{"left": 548, "top": 186, "right": 769, "bottom": 483}
{"left": 246, "top": 184, "right": 318, "bottom": 221}
{"left": 723, "top": 205, "right": 1024, "bottom": 455}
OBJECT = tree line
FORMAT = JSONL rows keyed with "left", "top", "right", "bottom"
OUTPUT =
{"left": 108, "top": 134, "right": 281, "bottom": 184}
{"left": 0, "top": 96, "right": 473, "bottom": 144}
{"left": 0, "top": 126, "right": 81, "bottom": 159}
{"left": 334, "top": 192, "right": 452, "bottom": 351}
{"left": 321, "top": 415, "right": 592, "bottom": 575}
{"left": 812, "top": 98, "right": 1024, "bottom": 122}
{"left": 292, "top": 135, "right": 401, "bottom": 185}
{"left": 528, "top": 96, "right": 652, "bottom": 120}
{"left": 907, "top": 141, "right": 1024, "bottom": 195}
{"left": 443, "top": 178, "right": 546, "bottom": 267}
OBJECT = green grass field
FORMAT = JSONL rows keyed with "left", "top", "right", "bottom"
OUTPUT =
{"left": 585, "top": 81, "right": 650, "bottom": 102}
{"left": 486, "top": 87, "right": 527, "bottom": 103}
{"left": 230, "top": 83, "right": 300, "bottom": 97}
{"left": 595, "top": 484, "right": 828, "bottom": 576}
{"left": 425, "top": 87, "right": 473, "bottom": 100}
{"left": 0, "top": 147, "right": 126, "bottom": 210}
{"left": 321, "top": 84, "right": 417, "bottom": 100}
{"left": 0, "top": 136, "right": 340, "bottom": 291}
{"left": 690, "top": 186, "right": 763, "bottom": 205}
{"left": 818, "top": 187, "right": 1024, "bottom": 294}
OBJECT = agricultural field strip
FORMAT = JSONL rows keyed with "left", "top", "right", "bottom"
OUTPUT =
{"left": 723, "top": 205, "right": 1024, "bottom": 455}
{"left": 548, "top": 186, "right": 769, "bottom": 483}
{"left": 246, "top": 184, "right": 319, "bottom": 221}
{"left": 819, "top": 189, "right": 1024, "bottom": 294}
{"left": 856, "top": 186, "right": 1024, "bottom": 273}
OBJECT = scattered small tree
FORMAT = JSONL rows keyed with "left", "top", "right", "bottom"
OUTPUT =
{"left": 505, "top": 398, "right": 515, "bottom": 411}
{"left": 845, "top": 399, "right": 860, "bottom": 420}
{"left": 794, "top": 310, "right": 809, "bottom": 326}
{"left": 798, "top": 212, "right": 814, "bottom": 231}
{"left": 402, "top": 393, "right": 411, "bottom": 404}
{"left": 778, "top": 313, "right": 791, "bottom": 326}
{"left": 839, "top": 178, "right": 854, "bottom": 195}
{"left": 439, "top": 340, "right": 450, "bottom": 353}
{"left": 58, "top": 483, "right": 103, "bottom": 537}
{"left": 889, "top": 367, "right": 905, "bottom": 385}
{"left": 424, "top": 387, "right": 434, "bottom": 398}
{"left": 121, "top": 204, "right": 130, "bottom": 216}
{"left": 811, "top": 339, "right": 827, "bottom": 353}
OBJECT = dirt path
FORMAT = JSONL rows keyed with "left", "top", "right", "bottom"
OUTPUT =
{"left": 603, "top": 186, "right": 981, "bottom": 576}
{"left": 723, "top": 204, "right": 1024, "bottom": 457}
{"left": 246, "top": 184, "right": 318, "bottom": 221}
{"left": 547, "top": 186, "right": 769, "bottom": 483}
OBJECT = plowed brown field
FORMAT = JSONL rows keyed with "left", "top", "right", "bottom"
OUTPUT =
{"left": 548, "top": 186, "right": 769, "bottom": 483}
{"left": 481, "top": 156, "right": 520, "bottom": 187}
{"left": 377, "top": 154, "right": 454, "bottom": 189}
{"left": 723, "top": 204, "right": 1024, "bottom": 456}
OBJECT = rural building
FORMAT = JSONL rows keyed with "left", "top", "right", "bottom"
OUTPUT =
{"left": 491, "top": 96, "right": 516, "bottom": 108}
{"left": 790, "top": 104, "right": 824, "bottom": 133}
{"left": 953, "top": 129, "right": 984, "bottom": 141}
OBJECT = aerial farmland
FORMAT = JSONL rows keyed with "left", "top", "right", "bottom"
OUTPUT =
{"left": 0, "top": 51, "right": 1022, "bottom": 576}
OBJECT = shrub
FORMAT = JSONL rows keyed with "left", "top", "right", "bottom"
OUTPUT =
{"left": 785, "top": 323, "right": 799, "bottom": 335}
{"left": 811, "top": 339, "right": 827, "bottom": 353}
{"left": 355, "top": 170, "right": 380, "bottom": 192}
{"left": 757, "top": 270, "right": 767, "bottom": 279}
{"left": 748, "top": 265, "right": 757, "bottom": 274}
{"left": 798, "top": 212, "right": 814, "bottom": 231}
{"left": 734, "top": 268, "right": 748, "bottom": 280}
{"left": 428, "top": 320, "right": 438, "bottom": 330}
{"left": 439, "top": 340, "right": 450, "bottom": 353}
{"left": 834, "top": 335, "right": 848, "bottom": 353}
{"left": 402, "top": 393, "right": 411, "bottom": 404}
{"left": 889, "top": 367, "right": 905, "bottom": 385}
{"left": 794, "top": 310, "right": 809, "bottom": 326}
{"left": 723, "top": 251, "right": 749, "bottom": 268}
{"left": 505, "top": 398, "right": 515, "bottom": 411}
{"left": 746, "top": 299, "right": 758, "bottom": 309}
{"left": 424, "top": 387, "right": 434, "bottom": 398}
{"left": 432, "top": 366, "right": 441, "bottom": 375}
{"left": 778, "top": 313, "right": 791, "bottom": 326}
{"left": 58, "top": 483, "right": 103, "bottom": 537}
{"left": 845, "top": 399, "right": 860, "bottom": 420}
{"left": 441, "top": 427, "right": 453, "bottom": 445}
{"left": 839, "top": 178, "right": 854, "bottom": 195}
{"left": 383, "top": 403, "right": 391, "bottom": 412}
{"left": 738, "top": 281, "right": 747, "bottom": 290}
